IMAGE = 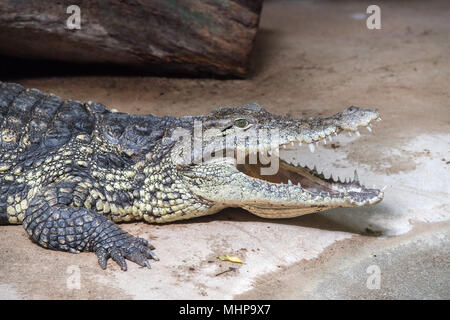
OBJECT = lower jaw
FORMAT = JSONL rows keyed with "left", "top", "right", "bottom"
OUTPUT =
{"left": 242, "top": 204, "right": 333, "bottom": 219}
{"left": 235, "top": 155, "right": 383, "bottom": 206}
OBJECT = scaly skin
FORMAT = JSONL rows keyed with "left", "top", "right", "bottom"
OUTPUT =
{"left": 0, "top": 81, "right": 383, "bottom": 270}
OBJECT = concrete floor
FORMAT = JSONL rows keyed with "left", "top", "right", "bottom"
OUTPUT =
{"left": 0, "top": 0, "right": 449, "bottom": 299}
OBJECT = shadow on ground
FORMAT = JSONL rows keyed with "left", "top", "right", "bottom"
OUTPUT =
{"left": 172, "top": 206, "right": 392, "bottom": 237}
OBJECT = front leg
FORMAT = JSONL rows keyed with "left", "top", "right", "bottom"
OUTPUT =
{"left": 23, "top": 181, "right": 158, "bottom": 270}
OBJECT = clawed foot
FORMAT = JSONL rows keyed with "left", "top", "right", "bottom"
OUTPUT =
{"left": 94, "top": 235, "right": 158, "bottom": 271}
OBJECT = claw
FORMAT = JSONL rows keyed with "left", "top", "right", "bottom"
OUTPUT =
{"left": 96, "top": 248, "right": 108, "bottom": 270}
{"left": 94, "top": 231, "right": 157, "bottom": 270}
{"left": 142, "top": 247, "right": 159, "bottom": 261}
{"left": 151, "top": 253, "right": 159, "bottom": 261}
{"left": 128, "top": 251, "right": 150, "bottom": 268}
{"left": 110, "top": 248, "right": 127, "bottom": 271}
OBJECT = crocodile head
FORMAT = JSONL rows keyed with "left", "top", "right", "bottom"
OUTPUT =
{"left": 170, "top": 104, "right": 384, "bottom": 219}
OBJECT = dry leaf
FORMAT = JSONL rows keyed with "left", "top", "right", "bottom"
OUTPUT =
{"left": 218, "top": 254, "right": 244, "bottom": 264}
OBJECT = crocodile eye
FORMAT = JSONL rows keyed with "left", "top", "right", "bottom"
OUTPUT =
{"left": 234, "top": 118, "right": 249, "bottom": 128}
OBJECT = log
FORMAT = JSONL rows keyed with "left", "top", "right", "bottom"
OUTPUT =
{"left": 0, "top": 0, "right": 263, "bottom": 77}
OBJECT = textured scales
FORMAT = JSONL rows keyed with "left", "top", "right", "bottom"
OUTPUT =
{"left": 0, "top": 81, "right": 383, "bottom": 270}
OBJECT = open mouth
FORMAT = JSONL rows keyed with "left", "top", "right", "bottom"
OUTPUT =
{"left": 235, "top": 115, "right": 384, "bottom": 206}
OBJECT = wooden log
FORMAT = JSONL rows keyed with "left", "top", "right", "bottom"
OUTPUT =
{"left": 0, "top": 0, "right": 263, "bottom": 77}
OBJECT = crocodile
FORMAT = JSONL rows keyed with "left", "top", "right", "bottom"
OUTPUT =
{"left": 0, "top": 81, "right": 383, "bottom": 270}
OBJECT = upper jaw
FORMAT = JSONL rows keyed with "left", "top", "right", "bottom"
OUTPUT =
{"left": 241, "top": 106, "right": 381, "bottom": 155}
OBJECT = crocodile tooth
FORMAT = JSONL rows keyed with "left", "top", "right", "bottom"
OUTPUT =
{"left": 308, "top": 144, "right": 315, "bottom": 153}
{"left": 348, "top": 132, "right": 352, "bottom": 137}
{"left": 297, "top": 182, "right": 301, "bottom": 188}
{"left": 282, "top": 144, "right": 286, "bottom": 149}
{"left": 354, "top": 170, "right": 359, "bottom": 183}
{"left": 366, "top": 125, "right": 372, "bottom": 132}
{"left": 381, "top": 185, "right": 387, "bottom": 191}
{"left": 316, "top": 141, "right": 319, "bottom": 146}
{"left": 268, "top": 150, "right": 272, "bottom": 155}
{"left": 355, "top": 130, "right": 360, "bottom": 137}
{"left": 288, "top": 179, "right": 292, "bottom": 185}
{"left": 328, "top": 135, "right": 333, "bottom": 142}
{"left": 323, "top": 139, "right": 327, "bottom": 145}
